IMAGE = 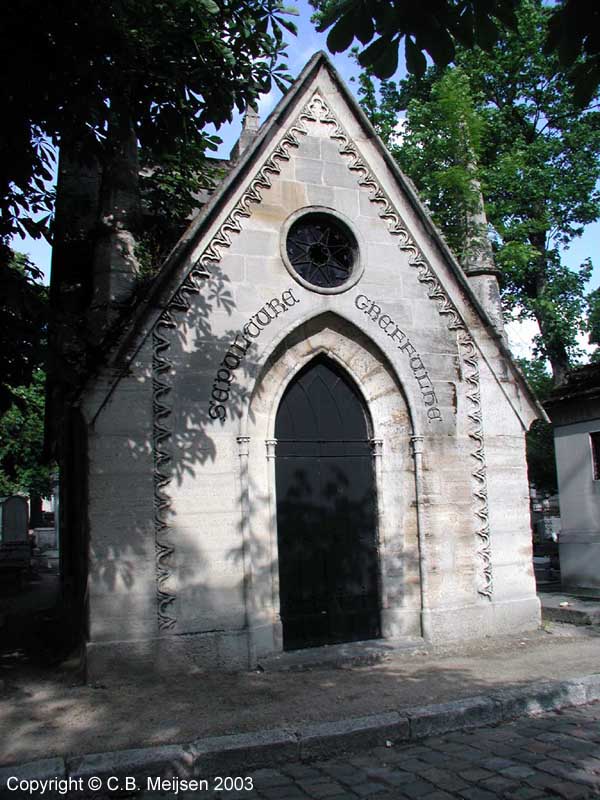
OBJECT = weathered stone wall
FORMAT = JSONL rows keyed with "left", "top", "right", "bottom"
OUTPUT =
{"left": 84, "top": 340, "right": 156, "bottom": 676}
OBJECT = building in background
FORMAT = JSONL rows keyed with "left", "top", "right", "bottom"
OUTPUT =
{"left": 546, "top": 363, "right": 600, "bottom": 593}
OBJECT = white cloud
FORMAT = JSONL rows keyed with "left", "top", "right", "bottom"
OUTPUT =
{"left": 506, "top": 317, "right": 539, "bottom": 361}
{"left": 258, "top": 88, "right": 278, "bottom": 118}
{"left": 505, "top": 316, "right": 594, "bottom": 363}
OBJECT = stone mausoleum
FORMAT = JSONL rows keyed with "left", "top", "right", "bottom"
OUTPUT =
{"left": 80, "top": 53, "right": 543, "bottom": 677}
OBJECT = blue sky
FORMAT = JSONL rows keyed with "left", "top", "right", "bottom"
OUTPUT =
{"left": 12, "top": 0, "right": 600, "bottom": 306}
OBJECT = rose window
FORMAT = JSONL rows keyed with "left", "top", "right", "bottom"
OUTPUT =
{"left": 285, "top": 212, "right": 357, "bottom": 289}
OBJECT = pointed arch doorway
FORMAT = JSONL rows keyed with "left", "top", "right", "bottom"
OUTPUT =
{"left": 275, "top": 356, "right": 381, "bottom": 651}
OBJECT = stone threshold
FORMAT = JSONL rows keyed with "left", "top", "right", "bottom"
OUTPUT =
{"left": 257, "top": 636, "right": 427, "bottom": 671}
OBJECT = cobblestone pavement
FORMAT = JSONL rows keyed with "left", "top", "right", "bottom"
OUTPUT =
{"left": 141, "top": 703, "right": 600, "bottom": 800}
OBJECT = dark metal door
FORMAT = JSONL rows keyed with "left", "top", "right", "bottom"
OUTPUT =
{"left": 275, "top": 357, "right": 381, "bottom": 651}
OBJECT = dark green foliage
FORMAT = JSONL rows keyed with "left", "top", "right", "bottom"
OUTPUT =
{"left": 1, "top": 0, "right": 294, "bottom": 252}
{"left": 589, "top": 287, "right": 600, "bottom": 362}
{"left": 137, "top": 142, "right": 228, "bottom": 276}
{"left": 545, "top": 0, "right": 600, "bottom": 106}
{"left": 355, "top": 67, "right": 405, "bottom": 147}
{"left": 0, "top": 253, "right": 47, "bottom": 414}
{"left": 525, "top": 419, "right": 558, "bottom": 494}
{"left": 0, "top": 253, "right": 50, "bottom": 495}
{"left": 313, "top": 0, "right": 600, "bottom": 105}
{"left": 517, "top": 357, "right": 554, "bottom": 401}
{"left": 314, "top": 0, "right": 519, "bottom": 78}
{"left": 0, "top": 370, "right": 54, "bottom": 498}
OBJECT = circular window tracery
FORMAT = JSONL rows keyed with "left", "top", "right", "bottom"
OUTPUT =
{"left": 284, "top": 211, "right": 358, "bottom": 291}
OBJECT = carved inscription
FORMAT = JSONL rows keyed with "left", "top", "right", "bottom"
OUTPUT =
{"left": 151, "top": 88, "right": 493, "bottom": 627}
{"left": 355, "top": 294, "right": 442, "bottom": 422}
{"left": 209, "top": 288, "right": 300, "bottom": 420}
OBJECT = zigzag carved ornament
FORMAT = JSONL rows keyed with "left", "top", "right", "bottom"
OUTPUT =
{"left": 151, "top": 91, "right": 493, "bottom": 631}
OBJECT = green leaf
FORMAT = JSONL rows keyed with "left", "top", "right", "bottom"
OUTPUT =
{"left": 276, "top": 17, "right": 298, "bottom": 35}
{"left": 492, "top": 1, "right": 518, "bottom": 32}
{"left": 419, "top": 27, "right": 455, "bottom": 67}
{"left": 571, "top": 60, "right": 600, "bottom": 107}
{"left": 405, "top": 37, "right": 427, "bottom": 77}
{"left": 327, "top": 12, "right": 357, "bottom": 53}
{"left": 358, "top": 36, "right": 399, "bottom": 79}
{"left": 318, "top": 0, "right": 355, "bottom": 31}
{"left": 474, "top": 12, "right": 498, "bottom": 51}
{"left": 353, "top": 4, "right": 374, "bottom": 46}
{"left": 199, "top": 0, "right": 220, "bottom": 14}
{"left": 276, "top": 4, "right": 299, "bottom": 14}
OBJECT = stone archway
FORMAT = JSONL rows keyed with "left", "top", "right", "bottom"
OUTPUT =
{"left": 242, "top": 312, "right": 423, "bottom": 661}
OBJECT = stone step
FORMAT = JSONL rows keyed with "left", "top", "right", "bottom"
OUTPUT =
{"left": 539, "top": 592, "right": 600, "bottom": 626}
{"left": 257, "top": 637, "right": 427, "bottom": 672}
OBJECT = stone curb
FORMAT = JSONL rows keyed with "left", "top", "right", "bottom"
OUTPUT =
{"left": 67, "top": 745, "right": 190, "bottom": 783}
{"left": 1, "top": 673, "right": 599, "bottom": 796}
{"left": 406, "top": 695, "right": 502, "bottom": 739}
{"left": 188, "top": 728, "right": 299, "bottom": 774}
{"left": 297, "top": 712, "right": 409, "bottom": 761}
{"left": 0, "top": 758, "right": 66, "bottom": 793}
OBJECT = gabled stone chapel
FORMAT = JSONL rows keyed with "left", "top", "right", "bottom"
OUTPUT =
{"left": 80, "top": 52, "right": 543, "bottom": 677}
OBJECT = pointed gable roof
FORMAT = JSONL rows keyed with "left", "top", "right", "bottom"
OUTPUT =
{"left": 87, "top": 51, "right": 545, "bottom": 427}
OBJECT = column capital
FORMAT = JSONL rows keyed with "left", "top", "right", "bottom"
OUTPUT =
{"left": 265, "top": 439, "right": 277, "bottom": 460}
{"left": 410, "top": 435, "right": 424, "bottom": 456}
{"left": 237, "top": 435, "right": 250, "bottom": 456}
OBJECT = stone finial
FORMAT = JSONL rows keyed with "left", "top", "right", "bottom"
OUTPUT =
{"left": 230, "top": 105, "right": 261, "bottom": 162}
{"left": 461, "top": 176, "right": 507, "bottom": 343}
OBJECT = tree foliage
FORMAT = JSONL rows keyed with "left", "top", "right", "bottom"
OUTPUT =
{"left": 314, "top": 0, "right": 519, "bottom": 79}
{"left": 0, "top": 252, "right": 47, "bottom": 414}
{"left": 373, "top": 68, "right": 485, "bottom": 258}
{"left": 1, "top": 0, "right": 294, "bottom": 250}
{"left": 313, "top": 0, "right": 600, "bottom": 105}
{"left": 590, "top": 287, "right": 600, "bottom": 362}
{"left": 0, "top": 370, "right": 54, "bottom": 498}
{"left": 136, "top": 142, "right": 229, "bottom": 276}
{"left": 545, "top": 0, "right": 600, "bottom": 106}
{"left": 357, "top": 0, "right": 600, "bottom": 384}
{"left": 588, "top": 289, "right": 600, "bottom": 363}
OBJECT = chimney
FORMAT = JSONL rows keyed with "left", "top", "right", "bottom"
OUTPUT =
{"left": 230, "top": 105, "right": 260, "bottom": 162}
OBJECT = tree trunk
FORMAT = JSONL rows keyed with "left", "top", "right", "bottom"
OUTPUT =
{"left": 534, "top": 307, "right": 571, "bottom": 387}
{"left": 529, "top": 232, "right": 571, "bottom": 387}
